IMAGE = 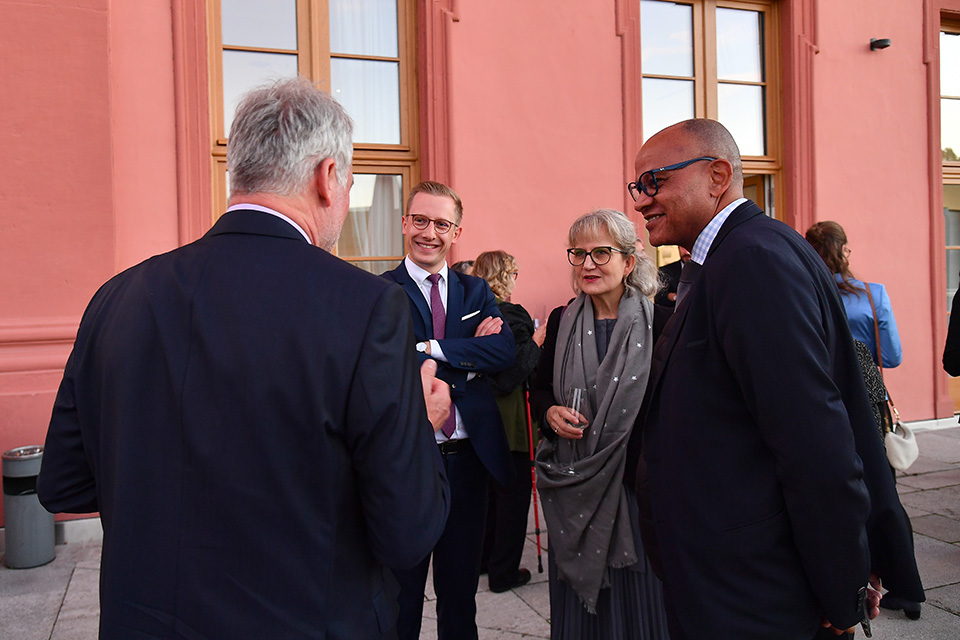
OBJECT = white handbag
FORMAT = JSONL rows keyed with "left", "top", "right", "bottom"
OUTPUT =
{"left": 884, "top": 404, "right": 919, "bottom": 472}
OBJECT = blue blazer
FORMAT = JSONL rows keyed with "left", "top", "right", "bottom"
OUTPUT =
{"left": 639, "top": 201, "right": 877, "bottom": 638}
{"left": 38, "top": 210, "right": 450, "bottom": 639}
{"left": 838, "top": 275, "right": 902, "bottom": 368}
{"left": 383, "top": 262, "right": 516, "bottom": 487}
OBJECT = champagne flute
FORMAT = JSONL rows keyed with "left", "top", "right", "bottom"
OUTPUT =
{"left": 558, "top": 387, "right": 586, "bottom": 476}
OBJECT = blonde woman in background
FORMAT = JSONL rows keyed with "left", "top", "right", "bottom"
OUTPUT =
{"left": 474, "top": 250, "right": 546, "bottom": 593}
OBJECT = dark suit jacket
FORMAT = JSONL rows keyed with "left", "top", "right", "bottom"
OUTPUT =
{"left": 383, "top": 263, "right": 515, "bottom": 487}
{"left": 653, "top": 258, "right": 683, "bottom": 308}
{"left": 638, "top": 200, "right": 874, "bottom": 638}
{"left": 944, "top": 283, "right": 960, "bottom": 375}
{"left": 37, "top": 210, "right": 450, "bottom": 640}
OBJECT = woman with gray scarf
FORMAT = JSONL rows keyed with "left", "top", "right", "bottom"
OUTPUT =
{"left": 532, "top": 209, "right": 670, "bottom": 639}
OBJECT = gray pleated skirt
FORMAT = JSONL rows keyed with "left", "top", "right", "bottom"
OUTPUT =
{"left": 547, "top": 489, "right": 670, "bottom": 640}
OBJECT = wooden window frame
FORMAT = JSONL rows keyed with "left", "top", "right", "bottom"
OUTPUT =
{"left": 636, "top": 0, "right": 783, "bottom": 220}
{"left": 204, "top": 0, "right": 420, "bottom": 267}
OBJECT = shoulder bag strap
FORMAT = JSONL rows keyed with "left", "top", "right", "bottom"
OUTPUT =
{"left": 865, "top": 284, "right": 901, "bottom": 423}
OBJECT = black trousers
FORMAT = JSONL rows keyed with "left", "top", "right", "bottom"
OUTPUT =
{"left": 395, "top": 444, "right": 489, "bottom": 640}
{"left": 481, "top": 451, "right": 532, "bottom": 588}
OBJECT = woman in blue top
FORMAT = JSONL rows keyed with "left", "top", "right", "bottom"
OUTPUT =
{"left": 807, "top": 221, "right": 923, "bottom": 622}
{"left": 806, "top": 221, "right": 902, "bottom": 368}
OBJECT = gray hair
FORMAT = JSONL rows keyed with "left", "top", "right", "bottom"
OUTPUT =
{"left": 227, "top": 77, "right": 354, "bottom": 198}
{"left": 568, "top": 209, "right": 660, "bottom": 298}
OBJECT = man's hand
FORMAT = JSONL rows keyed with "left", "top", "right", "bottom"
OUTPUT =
{"left": 819, "top": 575, "right": 882, "bottom": 636}
{"left": 420, "top": 359, "right": 451, "bottom": 432}
{"left": 474, "top": 316, "right": 503, "bottom": 337}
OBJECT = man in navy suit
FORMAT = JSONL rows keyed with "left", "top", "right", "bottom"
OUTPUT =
{"left": 37, "top": 78, "right": 450, "bottom": 640}
{"left": 631, "top": 119, "right": 883, "bottom": 639}
{"left": 383, "top": 180, "right": 515, "bottom": 640}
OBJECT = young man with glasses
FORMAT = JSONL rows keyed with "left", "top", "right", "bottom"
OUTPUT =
{"left": 383, "top": 180, "right": 516, "bottom": 640}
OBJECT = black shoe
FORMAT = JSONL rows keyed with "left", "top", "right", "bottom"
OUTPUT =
{"left": 489, "top": 568, "right": 532, "bottom": 593}
{"left": 880, "top": 595, "right": 922, "bottom": 620}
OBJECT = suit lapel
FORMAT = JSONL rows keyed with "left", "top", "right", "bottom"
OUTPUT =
{"left": 646, "top": 199, "right": 764, "bottom": 400}
{"left": 445, "top": 271, "right": 465, "bottom": 339}
{"left": 389, "top": 263, "right": 434, "bottom": 338}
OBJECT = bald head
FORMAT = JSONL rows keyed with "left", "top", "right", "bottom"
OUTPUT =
{"left": 671, "top": 119, "right": 743, "bottom": 185}
{"left": 633, "top": 119, "right": 745, "bottom": 249}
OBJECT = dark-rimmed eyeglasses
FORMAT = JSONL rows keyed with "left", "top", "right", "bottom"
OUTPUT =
{"left": 567, "top": 246, "right": 627, "bottom": 266}
{"left": 627, "top": 156, "right": 716, "bottom": 201}
{"left": 405, "top": 214, "right": 458, "bottom": 235}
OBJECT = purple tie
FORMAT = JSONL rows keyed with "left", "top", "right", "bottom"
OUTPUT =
{"left": 427, "top": 274, "right": 457, "bottom": 437}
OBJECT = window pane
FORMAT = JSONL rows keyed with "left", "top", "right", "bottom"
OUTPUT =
{"left": 331, "top": 59, "right": 401, "bottom": 144}
{"left": 716, "top": 8, "right": 763, "bottom": 82}
{"left": 642, "top": 78, "right": 694, "bottom": 141}
{"left": 340, "top": 174, "right": 404, "bottom": 260}
{"left": 329, "top": 0, "right": 399, "bottom": 58}
{"left": 640, "top": 0, "right": 694, "bottom": 77}
{"left": 944, "top": 98, "right": 960, "bottom": 161}
{"left": 222, "top": 0, "right": 297, "bottom": 50}
{"left": 942, "top": 32, "right": 960, "bottom": 96}
{"left": 348, "top": 260, "right": 398, "bottom": 275}
{"left": 223, "top": 50, "right": 299, "bottom": 137}
{"left": 718, "top": 83, "right": 765, "bottom": 156}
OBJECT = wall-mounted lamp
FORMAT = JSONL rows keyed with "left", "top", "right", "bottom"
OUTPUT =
{"left": 870, "top": 38, "right": 892, "bottom": 50}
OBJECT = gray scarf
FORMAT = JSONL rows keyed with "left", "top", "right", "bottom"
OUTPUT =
{"left": 534, "top": 288, "right": 653, "bottom": 612}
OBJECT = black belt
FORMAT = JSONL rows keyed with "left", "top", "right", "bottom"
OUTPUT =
{"left": 438, "top": 438, "right": 472, "bottom": 456}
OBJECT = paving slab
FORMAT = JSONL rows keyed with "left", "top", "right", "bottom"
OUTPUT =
{"left": 915, "top": 432, "right": 960, "bottom": 464}
{"left": 900, "top": 455, "right": 960, "bottom": 476}
{"left": 911, "top": 514, "right": 960, "bottom": 544}
{"left": 900, "top": 484, "right": 960, "bottom": 520}
{"left": 898, "top": 468, "right": 960, "bottom": 491}
{"left": 927, "top": 582, "right": 960, "bottom": 617}
{"left": 912, "top": 533, "right": 960, "bottom": 590}
{"left": 50, "top": 566, "right": 99, "bottom": 640}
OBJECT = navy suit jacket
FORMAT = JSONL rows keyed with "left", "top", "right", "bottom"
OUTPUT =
{"left": 38, "top": 210, "right": 450, "bottom": 640}
{"left": 638, "top": 201, "right": 874, "bottom": 638}
{"left": 383, "top": 263, "right": 515, "bottom": 487}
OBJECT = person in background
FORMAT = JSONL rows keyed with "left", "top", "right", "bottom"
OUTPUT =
{"left": 36, "top": 77, "right": 450, "bottom": 640}
{"left": 943, "top": 280, "right": 960, "bottom": 375}
{"left": 474, "top": 250, "right": 546, "bottom": 593}
{"left": 652, "top": 245, "right": 691, "bottom": 308}
{"left": 451, "top": 259, "right": 475, "bottom": 275}
{"left": 383, "top": 180, "right": 516, "bottom": 640}
{"left": 632, "top": 118, "right": 882, "bottom": 638}
{"left": 805, "top": 221, "right": 902, "bottom": 368}
{"left": 531, "top": 209, "right": 670, "bottom": 640}
{"left": 806, "top": 220, "right": 925, "bottom": 621}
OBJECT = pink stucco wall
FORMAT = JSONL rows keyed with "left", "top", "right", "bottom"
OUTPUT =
{"left": 0, "top": 0, "right": 179, "bottom": 525}
{"left": 445, "top": 2, "right": 630, "bottom": 325}
{"left": 813, "top": 2, "right": 940, "bottom": 420}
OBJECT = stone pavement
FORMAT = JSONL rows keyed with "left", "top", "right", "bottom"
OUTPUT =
{"left": 2, "top": 425, "right": 960, "bottom": 639}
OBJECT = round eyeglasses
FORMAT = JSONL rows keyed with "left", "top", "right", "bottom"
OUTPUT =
{"left": 567, "top": 246, "right": 628, "bottom": 266}
{"left": 405, "top": 214, "right": 458, "bottom": 235}
{"left": 627, "top": 156, "right": 716, "bottom": 201}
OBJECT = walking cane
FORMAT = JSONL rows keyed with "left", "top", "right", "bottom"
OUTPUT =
{"left": 524, "top": 386, "right": 544, "bottom": 573}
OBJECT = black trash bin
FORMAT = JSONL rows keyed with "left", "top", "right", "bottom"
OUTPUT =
{"left": 2, "top": 445, "right": 55, "bottom": 569}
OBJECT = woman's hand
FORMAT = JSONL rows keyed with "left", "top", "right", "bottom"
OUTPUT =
{"left": 545, "top": 405, "right": 588, "bottom": 439}
{"left": 532, "top": 322, "right": 547, "bottom": 347}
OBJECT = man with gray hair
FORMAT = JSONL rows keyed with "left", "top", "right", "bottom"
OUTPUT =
{"left": 38, "top": 77, "right": 450, "bottom": 639}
